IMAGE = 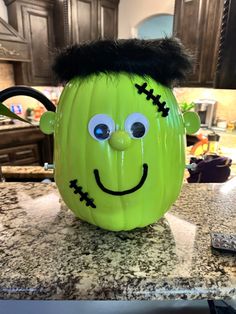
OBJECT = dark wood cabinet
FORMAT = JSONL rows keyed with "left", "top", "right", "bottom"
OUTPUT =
{"left": 4, "top": 0, "right": 119, "bottom": 85}
{"left": 174, "top": 0, "right": 236, "bottom": 89}
{"left": 69, "top": 0, "right": 98, "bottom": 44}
{"left": 0, "top": 16, "right": 30, "bottom": 62}
{"left": 0, "top": 126, "right": 53, "bottom": 166}
{"left": 73, "top": 0, "right": 98, "bottom": 43}
{"left": 98, "top": 0, "right": 119, "bottom": 39}
{"left": 4, "top": 0, "right": 55, "bottom": 86}
{"left": 54, "top": 0, "right": 119, "bottom": 48}
{"left": 202, "top": 0, "right": 224, "bottom": 86}
{"left": 214, "top": 0, "right": 236, "bottom": 89}
{"left": 173, "top": 0, "right": 204, "bottom": 86}
{"left": 173, "top": 0, "right": 224, "bottom": 87}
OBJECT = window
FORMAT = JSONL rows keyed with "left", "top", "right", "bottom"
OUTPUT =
{"left": 137, "top": 14, "right": 173, "bottom": 39}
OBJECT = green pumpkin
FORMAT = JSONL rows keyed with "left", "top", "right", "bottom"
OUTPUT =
{"left": 40, "top": 73, "right": 199, "bottom": 231}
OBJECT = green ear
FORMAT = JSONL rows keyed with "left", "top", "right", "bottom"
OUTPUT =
{"left": 39, "top": 111, "right": 56, "bottom": 135}
{"left": 183, "top": 111, "right": 201, "bottom": 135}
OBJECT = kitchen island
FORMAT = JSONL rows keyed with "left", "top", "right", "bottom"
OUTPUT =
{"left": 0, "top": 182, "right": 235, "bottom": 300}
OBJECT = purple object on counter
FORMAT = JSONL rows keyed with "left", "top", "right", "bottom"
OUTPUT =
{"left": 187, "top": 155, "right": 232, "bottom": 183}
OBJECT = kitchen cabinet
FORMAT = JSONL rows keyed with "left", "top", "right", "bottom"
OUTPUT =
{"left": 214, "top": 0, "right": 236, "bottom": 89}
{"left": 0, "top": 126, "right": 53, "bottom": 166}
{"left": 54, "top": 0, "right": 119, "bottom": 48}
{"left": 4, "top": 0, "right": 55, "bottom": 86}
{"left": 0, "top": 16, "right": 30, "bottom": 62}
{"left": 98, "top": 0, "right": 119, "bottom": 39}
{"left": 174, "top": 0, "right": 236, "bottom": 89}
{"left": 173, "top": 0, "right": 224, "bottom": 87}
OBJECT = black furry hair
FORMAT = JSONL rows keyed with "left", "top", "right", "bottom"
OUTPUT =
{"left": 52, "top": 38, "right": 192, "bottom": 87}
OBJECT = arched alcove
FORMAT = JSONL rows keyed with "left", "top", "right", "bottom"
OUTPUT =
{"left": 136, "top": 14, "right": 174, "bottom": 39}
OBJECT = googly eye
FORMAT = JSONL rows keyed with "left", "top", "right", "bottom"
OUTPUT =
{"left": 88, "top": 114, "right": 115, "bottom": 141}
{"left": 125, "top": 113, "right": 149, "bottom": 139}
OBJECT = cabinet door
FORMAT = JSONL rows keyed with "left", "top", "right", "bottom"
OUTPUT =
{"left": 71, "top": 0, "right": 98, "bottom": 43}
{"left": 6, "top": 0, "right": 55, "bottom": 86}
{"left": 173, "top": 0, "right": 224, "bottom": 87}
{"left": 201, "top": 0, "right": 224, "bottom": 85}
{"left": 0, "top": 144, "right": 40, "bottom": 165}
{"left": 54, "top": 0, "right": 119, "bottom": 47}
{"left": 98, "top": 0, "right": 119, "bottom": 39}
{"left": 0, "top": 126, "right": 53, "bottom": 166}
{"left": 215, "top": 0, "right": 236, "bottom": 89}
{"left": 173, "top": 0, "right": 205, "bottom": 85}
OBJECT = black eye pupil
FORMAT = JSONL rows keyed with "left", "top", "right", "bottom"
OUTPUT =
{"left": 131, "top": 122, "right": 145, "bottom": 138}
{"left": 94, "top": 124, "right": 110, "bottom": 140}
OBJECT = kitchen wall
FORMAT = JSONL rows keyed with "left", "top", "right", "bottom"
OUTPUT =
{"left": 118, "top": 0, "right": 175, "bottom": 38}
{"left": 175, "top": 87, "right": 236, "bottom": 124}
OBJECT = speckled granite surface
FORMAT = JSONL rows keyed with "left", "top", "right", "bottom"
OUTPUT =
{"left": 2, "top": 166, "right": 54, "bottom": 179}
{"left": 0, "top": 182, "right": 235, "bottom": 300}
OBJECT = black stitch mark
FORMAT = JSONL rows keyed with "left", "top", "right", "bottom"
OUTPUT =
{"left": 135, "top": 82, "right": 170, "bottom": 117}
{"left": 69, "top": 179, "right": 96, "bottom": 208}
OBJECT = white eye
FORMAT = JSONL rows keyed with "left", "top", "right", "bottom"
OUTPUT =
{"left": 125, "top": 113, "right": 149, "bottom": 139}
{"left": 88, "top": 114, "right": 115, "bottom": 141}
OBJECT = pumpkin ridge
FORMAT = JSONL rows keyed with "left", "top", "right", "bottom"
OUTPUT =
{"left": 86, "top": 76, "right": 100, "bottom": 226}
{"left": 68, "top": 84, "right": 85, "bottom": 217}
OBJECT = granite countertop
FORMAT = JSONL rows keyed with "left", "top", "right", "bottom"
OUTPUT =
{"left": 2, "top": 166, "right": 54, "bottom": 179}
{"left": 0, "top": 182, "right": 235, "bottom": 300}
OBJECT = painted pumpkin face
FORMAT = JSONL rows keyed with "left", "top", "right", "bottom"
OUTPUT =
{"left": 40, "top": 73, "right": 199, "bottom": 231}
{"left": 56, "top": 73, "right": 183, "bottom": 230}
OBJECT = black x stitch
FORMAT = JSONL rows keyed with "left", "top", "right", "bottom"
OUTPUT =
{"left": 69, "top": 179, "right": 96, "bottom": 208}
{"left": 135, "top": 83, "right": 170, "bottom": 117}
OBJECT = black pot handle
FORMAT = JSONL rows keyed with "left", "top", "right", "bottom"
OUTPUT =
{"left": 0, "top": 86, "right": 56, "bottom": 112}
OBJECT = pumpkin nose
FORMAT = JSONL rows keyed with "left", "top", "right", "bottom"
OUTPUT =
{"left": 109, "top": 131, "right": 131, "bottom": 151}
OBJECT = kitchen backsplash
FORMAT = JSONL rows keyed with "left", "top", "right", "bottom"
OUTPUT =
{"left": 174, "top": 87, "right": 236, "bottom": 123}
{"left": 1, "top": 62, "right": 236, "bottom": 123}
{"left": 0, "top": 62, "right": 14, "bottom": 89}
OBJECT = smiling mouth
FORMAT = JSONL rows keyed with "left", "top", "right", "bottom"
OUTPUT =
{"left": 93, "top": 163, "right": 148, "bottom": 196}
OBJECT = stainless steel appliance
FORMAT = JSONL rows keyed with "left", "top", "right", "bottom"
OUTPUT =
{"left": 194, "top": 99, "right": 216, "bottom": 128}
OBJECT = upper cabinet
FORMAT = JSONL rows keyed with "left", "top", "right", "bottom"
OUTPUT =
{"left": 4, "top": 0, "right": 119, "bottom": 85}
{"left": 98, "top": 0, "right": 119, "bottom": 39}
{"left": 54, "top": 0, "right": 119, "bottom": 48}
{"left": 173, "top": 0, "right": 236, "bottom": 89}
{"left": 173, "top": 0, "right": 224, "bottom": 87}
{"left": 0, "top": 16, "right": 30, "bottom": 62}
{"left": 4, "top": 0, "right": 55, "bottom": 86}
{"left": 214, "top": 0, "right": 236, "bottom": 89}
{"left": 54, "top": 0, "right": 98, "bottom": 47}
